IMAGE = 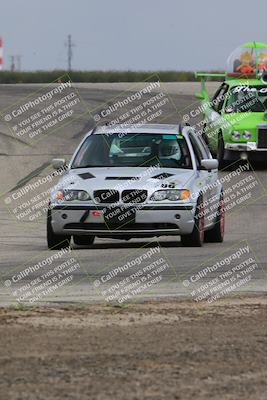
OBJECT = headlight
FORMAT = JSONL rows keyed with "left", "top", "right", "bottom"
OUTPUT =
{"left": 77, "top": 191, "right": 91, "bottom": 201}
{"left": 55, "top": 189, "right": 91, "bottom": 201}
{"left": 243, "top": 130, "right": 252, "bottom": 140}
{"left": 231, "top": 130, "right": 241, "bottom": 140}
{"left": 151, "top": 190, "right": 168, "bottom": 201}
{"left": 150, "top": 189, "right": 190, "bottom": 201}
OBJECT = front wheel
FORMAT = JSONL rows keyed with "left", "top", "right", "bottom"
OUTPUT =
{"left": 204, "top": 192, "right": 225, "bottom": 243}
{"left": 47, "top": 209, "right": 71, "bottom": 250}
{"left": 181, "top": 197, "right": 204, "bottom": 247}
{"left": 217, "top": 132, "right": 225, "bottom": 170}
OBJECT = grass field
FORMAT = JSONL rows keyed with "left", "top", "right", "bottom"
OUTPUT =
{"left": 0, "top": 70, "right": 224, "bottom": 84}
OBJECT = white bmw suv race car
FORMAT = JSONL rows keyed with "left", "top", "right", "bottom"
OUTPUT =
{"left": 47, "top": 123, "right": 224, "bottom": 249}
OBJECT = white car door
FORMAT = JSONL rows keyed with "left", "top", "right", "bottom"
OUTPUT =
{"left": 196, "top": 135, "right": 220, "bottom": 226}
{"left": 189, "top": 133, "right": 217, "bottom": 228}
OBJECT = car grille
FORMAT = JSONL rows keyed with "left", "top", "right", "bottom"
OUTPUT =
{"left": 122, "top": 190, "right": 147, "bottom": 203}
{"left": 257, "top": 127, "right": 267, "bottom": 149}
{"left": 64, "top": 223, "right": 178, "bottom": 231}
{"left": 93, "top": 189, "right": 147, "bottom": 204}
{"left": 93, "top": 189, "right": 119, "bottom": 204}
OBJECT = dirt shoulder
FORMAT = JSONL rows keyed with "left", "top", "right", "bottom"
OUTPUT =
{"left": 0, "top": 296, "right": 267, "bottom": 400}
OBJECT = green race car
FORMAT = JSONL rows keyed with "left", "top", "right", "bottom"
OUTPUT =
{"left": 195, "top": 42, "right": 267, "bottom": 167}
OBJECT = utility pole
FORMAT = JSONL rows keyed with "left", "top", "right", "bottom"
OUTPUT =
{"left": 0, "top": 37, "right": 3, "bottom": 71}
{"left": 9, "top": 55, "right": 22, "bottom": 71}
{"left": 66, "top": 34, "right": 75, "bottom": 71}
{"left": 10, "top": 56, "right": 15, "bottom": 71}
{"left": 16, "top": 55, "right": 22, "bottom": 71}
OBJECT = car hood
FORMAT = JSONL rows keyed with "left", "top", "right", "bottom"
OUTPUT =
{"left": 57, "top": 167, "right": 197, "bottom": 192}
{"left": 224, "top": 112, "right": 267, "bottom": 131}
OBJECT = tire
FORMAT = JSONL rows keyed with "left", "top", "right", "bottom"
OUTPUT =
{"left": 181, "top": 197, "right": 205, "bottom": 247}
{"left": 73, "top": 235, "right": 95, "bottom": 246}
{"left": 47, "top": 208, "right": 71, "bottom": 250}
{"left": 217, "top": 132, "right": 225, "bottom": 170}
{"left": 204, "top": 192, "right": 225, "bottom": 243}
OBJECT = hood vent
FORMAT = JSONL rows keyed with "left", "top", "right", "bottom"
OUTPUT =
{"left": 151, "top": 172, "right": 174, "bottom": 180}
{"left": 105, "top": 177, "right": 140, "bottom": 180}
{"left": 78, "top": 172, "right": 95, "bottom": 180}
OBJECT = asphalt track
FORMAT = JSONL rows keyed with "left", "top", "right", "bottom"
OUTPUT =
{"left": 0, "top": 82, "right": 266, "bottom": 305}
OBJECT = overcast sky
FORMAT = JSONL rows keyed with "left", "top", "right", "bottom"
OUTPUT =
{"left": 1, "top": 0, "right": 267, "bottom": 71}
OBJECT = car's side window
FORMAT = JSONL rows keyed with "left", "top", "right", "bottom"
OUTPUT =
{"left": 211, "top": 85, "right": 224, "bottom": 105}
{"left": 197, "top": 135, "right": 212, "bottom": 159}
{"left": 212, "top": 84, "right": 229, "bottom": 113}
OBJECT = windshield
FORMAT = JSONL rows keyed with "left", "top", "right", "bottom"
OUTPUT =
{"left": 71, "top": 133, "right": 192, "bottom": 169}
{"left": 225, "top": 85, "right": 267, "bottom": 113}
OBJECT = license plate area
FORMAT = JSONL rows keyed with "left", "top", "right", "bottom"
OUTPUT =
{"left": 103, "top": 206, "right": 136, "bottom": 228}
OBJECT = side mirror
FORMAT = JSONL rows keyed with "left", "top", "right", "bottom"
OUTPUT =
{"left": 201, "top": 159, "right": 218, "bottom": 171}
{"left": 52, "top": 158, "right": 66, "bottom": 169}
{"left": 195, "top": 92, "right": 205, "bottom": 100}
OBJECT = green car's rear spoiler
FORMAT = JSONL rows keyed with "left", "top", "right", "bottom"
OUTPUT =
{"left": 195, "top": 72, "right": 226, "bottom": 79}
{"left": 195, "top": 72, "right": 226, "bottom": 100}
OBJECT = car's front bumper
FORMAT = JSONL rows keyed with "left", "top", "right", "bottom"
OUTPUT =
{"left": 51, "top": 204, "right": 195, "bottom": 237}
{"left": 225, "top": 142, "right": 267, "bottom": 152}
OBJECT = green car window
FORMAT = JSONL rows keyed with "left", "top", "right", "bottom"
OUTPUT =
{"left": 225, "top": 86, "right": 267, "bottom": 113}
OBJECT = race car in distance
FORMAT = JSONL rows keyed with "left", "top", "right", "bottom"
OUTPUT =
{"left": 47, "top": 123, "right": 224, "bottom": 249}
{"left": 195, "top": 42, "right": 267, "bottom": 168}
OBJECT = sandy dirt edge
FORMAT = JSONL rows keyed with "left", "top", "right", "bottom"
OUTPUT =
{"left": 0, "top": 295, "right": 267, "bottom": 400}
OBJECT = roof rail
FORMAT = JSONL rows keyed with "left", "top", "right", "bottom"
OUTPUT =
{"left": 178, "top": 123, "right": 190, "bottom": 135}
{"left": 91, "top": 125, "right": 98, "bottom": 134}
